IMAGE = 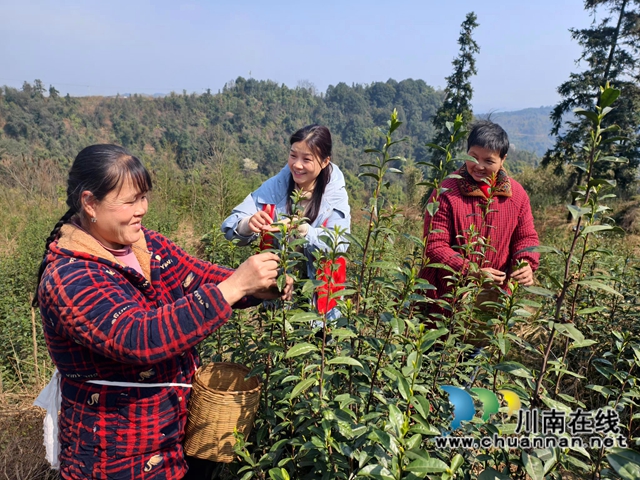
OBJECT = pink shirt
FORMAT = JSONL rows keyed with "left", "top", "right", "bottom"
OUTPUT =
{"left": 104, "top": 245, "right": 145, "bottom": 277}
{"left": 71, "top": 220, "right": 144, "bottom": 277}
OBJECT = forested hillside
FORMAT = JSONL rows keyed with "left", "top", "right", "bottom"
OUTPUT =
{"left": 0, "top": 78, "right": 444, "bottom": 178}
{"left": 479, "top": 106, "right": 554, "bottom": 156}
{"left": 0, "top": 78, "right": 551, "bottom": 184}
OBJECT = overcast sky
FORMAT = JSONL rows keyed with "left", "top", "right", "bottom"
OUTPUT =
{"left": 1, "top": 0, "right": 597, "bottom": 112}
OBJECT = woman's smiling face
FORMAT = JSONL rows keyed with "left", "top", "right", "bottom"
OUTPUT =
{"left": 465, "top": 145, "right": 506, "bottom": 182}
{"left": 83, "top": 177, "right": 148, "bottom": 249}
{"left": 288, "top": 140, "right": 329, "bottom": 191}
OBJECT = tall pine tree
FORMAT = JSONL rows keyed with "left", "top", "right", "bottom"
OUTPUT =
{"left": 543, "top": 0, "right": 640, "bottom": 193}
{"left": 430, "top": 12, "right": 480, "bottom": 156}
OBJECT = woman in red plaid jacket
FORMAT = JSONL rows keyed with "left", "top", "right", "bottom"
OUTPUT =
{"left": 33, "top": 145, "right": 292, "bottom": 479}
{"left": 420, "top": 120, "right": 540, "bottom": 313}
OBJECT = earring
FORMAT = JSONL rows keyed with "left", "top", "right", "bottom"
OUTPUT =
{"left": 91, "top": 217, "right": 97, "bottom": 223}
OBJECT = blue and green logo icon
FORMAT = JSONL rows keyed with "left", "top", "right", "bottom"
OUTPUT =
{"left": 440, "top": 386, "right": 521, "bottom": 430}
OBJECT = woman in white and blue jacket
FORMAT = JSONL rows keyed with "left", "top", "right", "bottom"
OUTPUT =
{"left": 221, "top": 124, "right": 350, "bottom": 301}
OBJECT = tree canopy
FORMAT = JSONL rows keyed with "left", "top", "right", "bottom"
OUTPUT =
{"left": 0, "top": 78, "right": 444, "bottom": 177}
{"left": 544, "top": 0, "right": 640, "bottom": 192}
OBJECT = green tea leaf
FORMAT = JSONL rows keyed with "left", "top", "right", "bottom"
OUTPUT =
{"left": 405, "top": 457, "right": 448, "bottom": 473}
{"left": 285, "top": 343, "right": 318, "bottom": 358}
{"left": 425, "top": 143, "right": 448, "bottom": 153}
{"left": 268, "top": 467, "right": 290, "bottom": 480}
{"left": 358, "top": 172, "right": 380, "bottom": 181}
{"left": 600, "top": 155, "right": 628, "bottom": 163}
{"left": 573, "top": 108, "right": 599, "bottom": 124}
{"left": 599, "top": 86, "right": 620, "bottom": 109}
{"left": 453, "top": 153, "right": 476, "bottom": 164}
{"left": 555, "top": 323, "right": 585, "bottom": 342}
{"left": 567, "top": 204, "right": 590, "bottom": 220}
{"left": 606, "top": 448, "right": 640, "bottom": 480}
{"left": 369, "top": 428, "right": 398, "bottom": 455}
{"left": 523, "top": 452, "right": 545, "bottom": 480}
{"left": 450, "top": 454, "right": 464, "bottom": 473}
{"left": 387, "top": 404, "right": 404, "bottom": 437}
{"left": 397, "top": 375, "right": 411, "bottom": 401}
{"left": 410, "top": 395, "right": 431, "bottom": 419}
{"left": 581, "top": 225, "right": 613, "bottom": 235}
{"left": 426, "top": 201, "right": 440, "bottom": 217}
{"left": 290, "top": 378, "right": 316, "bottom": 399}
{"left": 289, "top": 312, "right": 321, "bottom": 324}
{"left": 478, "top": 467, "right": 512, "bottom": 480}
{"left": 331, "top": 328, "right": 357, "bottom": 339}
{"left": 577, "top": 280, "right": 622, "bottom": 297}
{"left": 326, "top": 356, "right": 363, "bottom": 368}
{"left": 524, "top": 286, "right": 555, "bottom": 298}
{"left": 576, "top": 306, "right": 606, "bottom": 315}
{"left": 494, "top": 361, "right": 532, "bottom": 378}
{"left": 356, "top": 464, "right": 395, "bottom": 480}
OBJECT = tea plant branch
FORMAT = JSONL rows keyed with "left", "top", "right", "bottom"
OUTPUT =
{"left": 534, "top": 84, "right": 623, "bottom": 403}
{"left": 319, "top": 324, "right": 327, "bottom": 404}
{"left": 609, "top": 255, "right": 630, "bottom": 321}
{"left": 365, "top": 323, "right": 394, "bottom": 415}
{"left": 556, "top": 228, "right": 592, "bottom": 395}
{"left": 355, "top": 109, "right": 406, "bottom": 313}
{"left": 419, "top": 115, "right": 468, "bottom": 268}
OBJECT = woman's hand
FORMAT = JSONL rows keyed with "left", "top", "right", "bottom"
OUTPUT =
{"left": 247, "top": 211, "right": 278, "bottom": 233}
{"left": 480, "top": 267, "right": 506, "bottom": 285}
{"left": 217, "top": 253, "right": 282, "bottom": 305}
{"left": 511, "top": 262, "right": 534, "bottom": 286}
{"left": 253, "top": 274, "right": 294, "bottom": 301}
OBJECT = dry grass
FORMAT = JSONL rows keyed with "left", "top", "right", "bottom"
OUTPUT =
{"left": 534, "top": 204, "right": 572, "bottom": 236}
{"left": 174, "top": 219, "right": 199, "bottom": 256}
{"left": 615, "top": 200, "right": 640, "bottom": 234}
{"left": 0, "top": 393, "right": 58, "bottom": 480}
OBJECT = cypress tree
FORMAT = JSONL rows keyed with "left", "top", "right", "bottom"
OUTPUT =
{"left": 430, "top": 12, "right": 480, "bottom": 157}
{"left": 543, "top": 0, "right": 640, "bottom": 194}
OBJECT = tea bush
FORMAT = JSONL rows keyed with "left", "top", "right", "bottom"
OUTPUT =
{"left": 0, "top": 90, "right": 638, "bottom": 479}
{"left": 201, "top": 94, "right": 639, "bottom": 479}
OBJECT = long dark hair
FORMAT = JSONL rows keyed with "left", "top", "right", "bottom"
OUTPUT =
{"left": 286, "top": 124, "right": 333, "bottom": 223}
{"left": 32, "top": 144, "right": 152, "bottom": 307}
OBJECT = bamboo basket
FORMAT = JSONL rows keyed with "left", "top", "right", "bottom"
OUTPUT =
{"left": 184, "top": 362, "right": 261, "bottom": 463}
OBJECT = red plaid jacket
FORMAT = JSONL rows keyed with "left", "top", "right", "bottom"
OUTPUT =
{"left": 38, "top": 224, "right": 254, "bottom": 479}
{"left": 420, "top": 165, "right": 540, "bottom": 301}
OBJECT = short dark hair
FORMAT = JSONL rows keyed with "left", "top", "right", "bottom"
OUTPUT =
{"left": 467, "top": 120, "right": 510, "bottom": 159}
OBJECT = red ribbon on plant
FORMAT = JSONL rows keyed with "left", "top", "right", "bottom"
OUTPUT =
{"left": 316, "top": 256, "right": 347, "bottom": 314}
{"left": 259, "top": 204, "right": 277, "bottom": 251}
{"left": 315, "top": 218, "right": 346, "bottom": 314}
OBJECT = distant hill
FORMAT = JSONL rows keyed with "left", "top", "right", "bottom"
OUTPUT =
{"left": 1, "top": 79, "right": 557, "bottom": 179}
{"left": 0, "top": 78, "right": 443, "bottom": 178}
{"left": 477, "top": 107, "right": 554, "bottom": 157}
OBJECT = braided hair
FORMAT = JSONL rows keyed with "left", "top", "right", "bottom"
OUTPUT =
{"left": 32, "top": 145, "right": 152, "bottom": 307}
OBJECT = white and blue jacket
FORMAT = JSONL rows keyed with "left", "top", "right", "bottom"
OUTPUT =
{"left": 221, "top": 163, "right": 351, "bottom": 279}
